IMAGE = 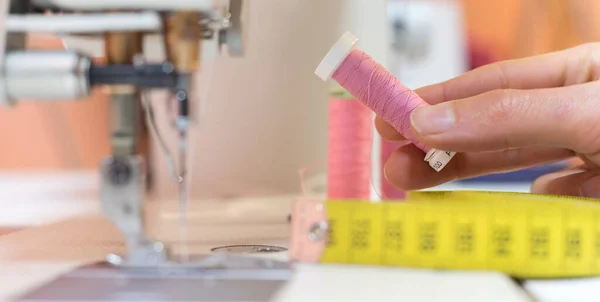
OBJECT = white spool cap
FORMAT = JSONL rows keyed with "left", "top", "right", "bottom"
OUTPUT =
{"left": 315, "top": 31, "right": 358, "bottom": 81}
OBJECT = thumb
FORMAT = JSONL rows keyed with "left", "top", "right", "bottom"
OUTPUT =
{"left": 408, "top": 82, "right": 600, "bottom": 154}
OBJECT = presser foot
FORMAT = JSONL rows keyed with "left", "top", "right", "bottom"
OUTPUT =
{"left": 104, "top": 241, "right": 168, "bottom": 268}
{"left": 100, "top": 154, "right": 170, "bottom": 268}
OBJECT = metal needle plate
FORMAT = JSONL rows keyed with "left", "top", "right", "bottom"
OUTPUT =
{"left": 211, "top": 245, "right": 287, "bottom": 254}
{"left": 16, "top": 254, "right": 291, "bottom": 302}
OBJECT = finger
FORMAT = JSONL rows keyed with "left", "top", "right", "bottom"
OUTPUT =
{"left": 531, "top": 167, "right": 600, "bottom": 198}
{"left": 409, "top": 80, "right": 600, "bottom": 154}
{"left": 530, "top": 167, "right": 588, "bottom": 195}
{"left": 375, "top": 45, "right": 595, "bottom": 146}
{"left": 567, "top": 157, "right": 585, "bottom": 167}
{"left": 413, "top": 43, "right": 596, "bottom": 106}
{"left": 384, "top": 144, "right": 574, "bottom": 190}
{"left": 375, "top": 116, "right": 406, "bottom": 141}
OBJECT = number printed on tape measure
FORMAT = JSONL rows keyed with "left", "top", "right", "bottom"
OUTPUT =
{"left": 530, "top": 228, "right": 549, "bottom": 258}
{"left": 351, "top": 219, "right": 370, "bottom": 250}
{"left": 456, "top": 224, "right": 474, "bottom": 254}
{"left": 562, "top": 209, "right": 595, "bottom": 274}
{"left": 384, "top": 221, "right": 403, "bottom": 252}
{"left": 327, "top": 219, "right": 337, "bottom": 247}
{"left": 596, "top": 233, "right": 600, "bottom": 258}
{"left": 350, "top": 202, "right": 383, "bottom": 264}
{"left": 321, "top": 201, "right": 350, "bottom": 263}
{"left": 492, "top": 226, "right": 512, "bottom": 257}
{"left": 565, "top": 229, "right": 581, "bottom": 259}
{"left": 419, "top": 222, "right": 437, "bottom": 253}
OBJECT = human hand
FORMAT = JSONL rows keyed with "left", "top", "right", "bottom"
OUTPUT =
{"left": 378, "top": 43, "right": 600, "bottom": 198}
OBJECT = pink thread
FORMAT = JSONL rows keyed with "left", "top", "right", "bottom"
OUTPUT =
{"left": 327, "top": 96, "right": 372, "bottom": 199}
{"left": 298, "top": 160, "right": 326, "bottom": 196}
{"left": 332, "top": 48, "right": 430, "bottom": 153}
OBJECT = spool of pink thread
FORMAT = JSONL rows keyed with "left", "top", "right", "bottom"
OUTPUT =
{"left": 315, "top": 31, "right": 456, "bottom": 172}
{"left": 327, "top": 91, "right": 372, "bottom": 200}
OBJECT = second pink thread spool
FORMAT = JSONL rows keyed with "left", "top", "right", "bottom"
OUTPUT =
{"left": 315, "top": 31, "right": 456, "bottom": 172}
{"left": 327, "top": 87, "right": 372, "bottom": 200}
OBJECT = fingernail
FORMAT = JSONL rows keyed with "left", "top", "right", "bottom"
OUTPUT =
{"left": 410, "top": 104, "right": 456, "bottom": 135}
{"left": 383, "top": 162, "right": 390, "bottom": 182}
{"left": 580, "top": 175, "right": 600, "bottom": 198}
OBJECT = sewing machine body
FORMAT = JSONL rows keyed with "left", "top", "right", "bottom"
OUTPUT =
{"left": 0, "top": 1, "right": 296, "bottom": 301}
{"left": 0, "top": 0, "right": 248, "bottom": 267}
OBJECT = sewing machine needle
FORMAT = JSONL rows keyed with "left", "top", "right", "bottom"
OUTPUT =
{"left": 178, "top": 128, "right": 190, "bottom": 263}
{"left": 173, "top": 79, "right": 192, "bottom": 263}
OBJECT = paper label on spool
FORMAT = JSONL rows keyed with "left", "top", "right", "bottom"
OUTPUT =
{"left": 424, "top": 149, "right": 456, "bottom": 172}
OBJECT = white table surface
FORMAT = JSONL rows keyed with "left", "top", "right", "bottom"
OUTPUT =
{"left": 0, "top": 170, "right": 532, "bottom": 227}
{"left": 274, "top": 264, "right": 532, "bottom": 302}
{"left": 0, "top": 171, "right": 99, "bottom": 228}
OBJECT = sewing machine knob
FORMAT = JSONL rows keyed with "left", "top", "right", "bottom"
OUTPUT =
{"left": 106, "top": 159, "right": 132, "bottom": 186}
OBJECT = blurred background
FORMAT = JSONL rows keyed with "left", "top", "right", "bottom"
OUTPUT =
{"left": 0, "top": 0, "right": 598, "bottom": 204}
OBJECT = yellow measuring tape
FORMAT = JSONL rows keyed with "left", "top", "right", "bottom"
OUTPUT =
{"left": 289, "top": 191, "right": 600, "bottom": 279}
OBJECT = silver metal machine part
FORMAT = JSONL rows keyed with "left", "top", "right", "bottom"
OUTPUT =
{"left": 109, "top": 93, "right": 140, "bottom": 157}
{"left": 32, "top": 0, "right": 217, "bottom": 11}
{"left": 7, "top": 12, "right": 163, "bottom": 33}
{"left": 0, "top": 1, "right": 10, "bottom": 72}
{"left": 219, "top": 0, "right": 245, "bottom": 57}
{"left": 16, "top": 254, "right": 291, "bottom": 302}
{"left": 0, "top": 51, "right": 91, "bottom": 103}
{"left": 212, "top": 245, "right": 288, "bottom": 254}
{"left": 3, "top": 0, "right": 26, "bottom": 51}
{"left": 100, "top": 155, "right": 169, "bottom": 267}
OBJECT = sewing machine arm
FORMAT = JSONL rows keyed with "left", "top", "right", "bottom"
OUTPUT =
{"left": 0, "top": 0, "right": 247, "bottom": 267}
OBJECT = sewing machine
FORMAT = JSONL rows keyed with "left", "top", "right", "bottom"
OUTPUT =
{"left": 0, "top": 1, "right": 297, "bottom": 301}
{"left": 0, "top": 0, "right": 250, "bottom": 267}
